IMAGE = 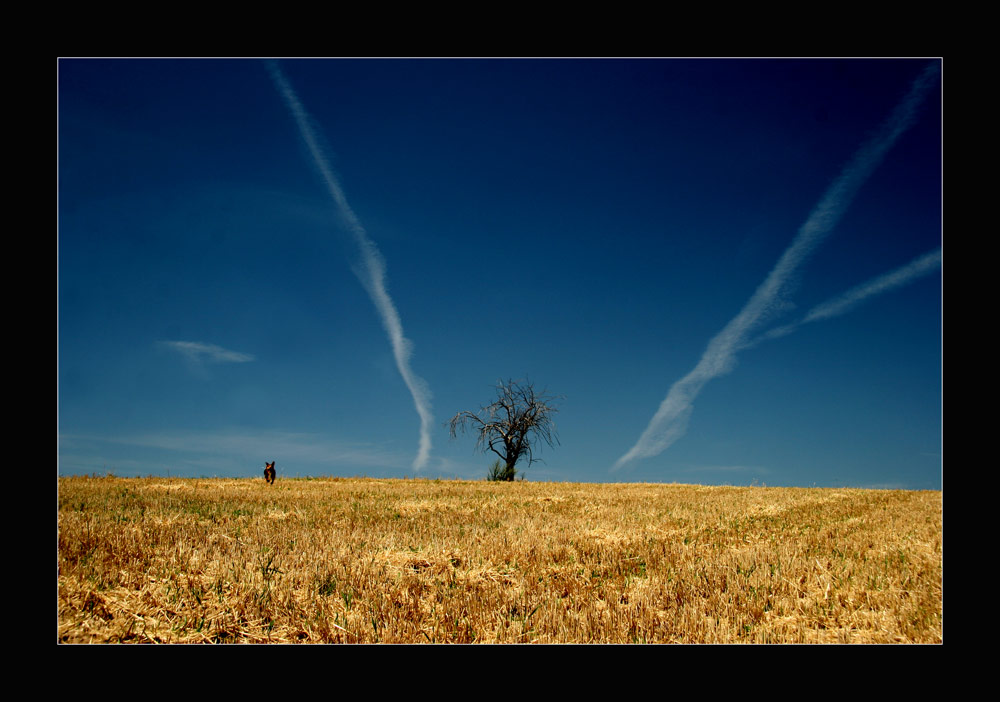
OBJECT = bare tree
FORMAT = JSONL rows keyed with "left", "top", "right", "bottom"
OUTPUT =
{"left": 448, "top": 379, "right": 561, "bottom": 481}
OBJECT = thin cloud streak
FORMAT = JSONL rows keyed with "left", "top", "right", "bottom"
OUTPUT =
{"left": 613, "top": 62, "right": 939, "bottom": 472}
{"left": 802, "top": 248, "right": 941, "bottom": 324}
{"left": 58, "top": 430, "right": 421, "bottom": 477}
{"left": 59, "top": 431, "right": 477, "bottom": 478}
{"left": 756, "top": 248, "right": 942, "bottom": 344}
{"left": 161, "top": 340, "right": 255, "bottom": 363}
{"left": 267, "top": 61, "right": 434, "bottom": 471}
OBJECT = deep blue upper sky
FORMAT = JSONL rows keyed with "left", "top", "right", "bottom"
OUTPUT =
{"left": 58, "top": 58, "right": 942, "bottom": 488}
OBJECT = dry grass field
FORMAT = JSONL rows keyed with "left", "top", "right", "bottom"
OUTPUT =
{"left": 57, "top": 476, "right": 942, "bottom": 644}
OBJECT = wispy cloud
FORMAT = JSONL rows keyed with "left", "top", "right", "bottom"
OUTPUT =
{"left": 58, "top": 430, "right": 477, "bottom": 478}
{"left": 681, "top": 464, "right": 770, "bottom": 475}
{"left": 802, "top": 248, "right": 941, "bottom": 324}
{"left": 58, "top": 430, "right": 414, "bottom": 476}
{"left": 755, "top": 248, "right": 942, "bottom": 344}
{"left": 266, "top": 61, "right": 434, "bottom": 471}
{"left": 161, "top": 340, "right": 255, "bottom": 364}
{"left": 613, "top": 62, "right": 939, "bottom": 472}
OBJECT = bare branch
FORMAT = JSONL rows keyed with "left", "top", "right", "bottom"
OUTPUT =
{"left": 446, "top": 378, "right": 561, "bottom": 480}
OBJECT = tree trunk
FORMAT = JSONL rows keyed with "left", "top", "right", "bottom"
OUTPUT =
{"left": 503, "top": 459, "right": 518, "bottom": 481}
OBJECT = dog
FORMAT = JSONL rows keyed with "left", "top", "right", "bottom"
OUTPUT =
{"left": 263, "top": 461, "right": 276, "bottom": 485}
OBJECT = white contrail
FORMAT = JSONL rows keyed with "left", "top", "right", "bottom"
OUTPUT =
{"left": 613, "top": 62, "right": 939, "bottom": 472}
{"left": 754, "top": 248, "right": 942, "bottom": 344}
{"left": 161, "top": 340, "right": 255, "bottom": 363}
{"left": 267, "top": 61, "right": 434, "bottom": 471}
{"left": 803, "top": 248, "right": 941, "bottom": 324}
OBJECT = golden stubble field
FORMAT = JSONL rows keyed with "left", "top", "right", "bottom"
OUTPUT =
{"left": 57, "top": 476, "right": 942, "bottom": 644}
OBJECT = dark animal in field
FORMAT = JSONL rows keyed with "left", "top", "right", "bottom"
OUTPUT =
{"left": 264, "top": 461, "right": 276, "bottom": 485}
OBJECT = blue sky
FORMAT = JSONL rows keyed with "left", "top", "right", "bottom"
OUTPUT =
{"left": 58, "top": 58, "right": 942, "bottom": 489}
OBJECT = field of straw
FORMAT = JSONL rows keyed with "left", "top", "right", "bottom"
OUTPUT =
{"left": 57, "top": 476, "right": 941, "bottom": 644}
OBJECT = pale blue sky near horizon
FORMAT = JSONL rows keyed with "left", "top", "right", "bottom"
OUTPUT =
{"left": 58, "top": 58, "right": 942, "bottom": 489}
